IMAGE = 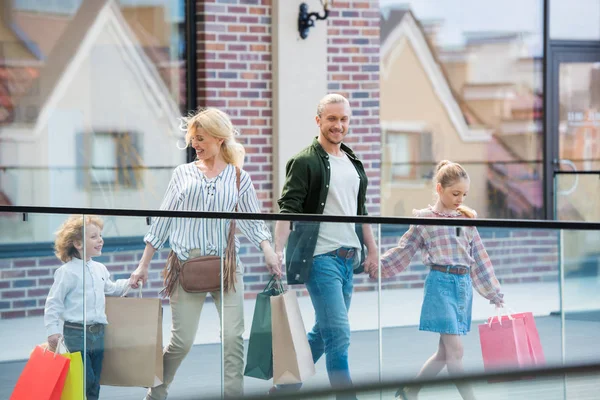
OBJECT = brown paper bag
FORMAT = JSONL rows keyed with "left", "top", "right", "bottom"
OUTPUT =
{"left": 100, "top": 295, "right": 163, "bottom": 387}
{"left": 271, "top": 290, "right": 316, "bottom": 384}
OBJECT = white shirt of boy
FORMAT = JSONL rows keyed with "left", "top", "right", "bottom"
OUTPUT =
{"left": 44, "top": 258, "right": 129, "bottom": 337}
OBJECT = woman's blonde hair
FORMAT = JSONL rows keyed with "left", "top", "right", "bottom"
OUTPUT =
{"left": 183, "top": 108, "right": 245, "bottom": 167}
{"left": 434, "top": 160, "right": 475, "bottom": 218}
{"left": 54, "top": 215, "right": 104, "bottom": 263}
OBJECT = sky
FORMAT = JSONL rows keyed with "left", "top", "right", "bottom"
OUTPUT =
{"left": 380, "top": 0, "right": 600, "bottom": 52}
{"left": 380, "top": 0, "right": 544, "bottom": 52}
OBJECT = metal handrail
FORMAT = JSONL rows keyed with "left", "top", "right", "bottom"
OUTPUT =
{"left": 219, "top": 361, "right": 600, "bottom": 400}
{"left": 1, "top": 205, "right": 600, "bottom": 230}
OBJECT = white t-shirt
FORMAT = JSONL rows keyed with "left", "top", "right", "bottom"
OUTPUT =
{"left": 313, "top": 152, "right": 361, "bottom": 256}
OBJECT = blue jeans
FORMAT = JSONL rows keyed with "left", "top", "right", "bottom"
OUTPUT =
{"left": 307, "top": 250, "right": 355, "bottom": 391}
{"left": 274, "top": 249, "right": 357, "bottom": 400}
{"left": 63, "top": 324, "right": 105, "bottom": 400}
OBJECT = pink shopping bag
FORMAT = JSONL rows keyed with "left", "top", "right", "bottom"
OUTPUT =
{"left": 487, "top": 312, "right": 545, "bottom": 366}
{"left": 479, "top": 317, "right": 533, "bottom": 373}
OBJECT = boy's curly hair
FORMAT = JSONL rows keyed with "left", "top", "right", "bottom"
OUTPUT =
{"left": 54, "top": 215, "right": 104, "bottom": 263}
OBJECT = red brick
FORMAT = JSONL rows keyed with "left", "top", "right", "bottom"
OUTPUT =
{"left": 14, "top": 259, "right": 36, "bottom": 268}
{"left": 27, "top": 269, "right": 50, "bottom": 277}
{"left": 249, "top": 7, "right": 266, "bottom": 15}
{"left": 228, "top": 44, "right": 248, "bottom": 51}
{"left": 228, "top": 25, "right": 247, "bottom": 33}
{"left": 39, "top": 258, "right": 58, "bottom": 266}
{"left": 27, "top": 309, "right": 44, "bottom": 317}
{"left": 1, "top": 270, "right": 25, "bottom": 279}
{"left": 218, "top": 15, "right": 237, "bottom": 23}
{"left": 240, "top": 16, "right": 259, "bottom": 24}
{"left": 240, "top": 35, "right": 260, "bottom": 42}
{"left": 1, "top": 310, "right": 26, "bottom": 319}
{"left": 205, "top": 23, "right": 226, "bottom": 32}
{"left": 28, "top": 288, "right": 49, "bottom": 297}
{"left": 250, "top": 44, "right": 267, "bottom": 52}
{"left": 1, "top": 290, "right": 25, "bottom": 299}
{"left": 228, "top": 81, "right": 248, "bottom": 89}
{"left": 250, "top": 26, "right": 266, "bottom": 33}
{"left": 229, "top": 100, "right": 249, "bottom": 107}
{"left": 219, "top": 53, "right": 238, "bottom": 61}
{"left": 228, "top": 6, "right": 247, "bottom": 13}
{"left": 204, "top": 4, "right": 226, "bottom": 13}
{"left": 205, "top": 43, "right": 225, "bottom": 51}
{"left": 107, "top": 265, "right": 125, "bottom": 273}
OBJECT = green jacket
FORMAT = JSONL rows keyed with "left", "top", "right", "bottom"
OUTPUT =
{"left": 277, "top": 138, "right": 369, "bottom": 284}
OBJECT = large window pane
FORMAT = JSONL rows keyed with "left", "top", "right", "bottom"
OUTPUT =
{"left": 380, "top": 0, "right": 544, "bottom": 219}
{"left": 0, "top": 0, "right": 187, "bottom": 220}
{"left": 550, "top": 0, "right": 600, "bottom": 41}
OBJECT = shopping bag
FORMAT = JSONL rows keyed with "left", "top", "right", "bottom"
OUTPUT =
{"left": 479, "top": 315, "right": 534, "bottom": 383}
{"left": 100, "top": 287, "right": 163, "bottom": 387}
{"left": 271, "top": 289, "right": 316, "bottom": 384}
{"left": 244, "top": 277, "right": 284, "bottom": 380}
{"left": 487, "top": 312, "right": 545, "bottom": 365}
{"left": 10, "top": 346, "right": 70, "bottom": 400}
{"left": 61, "top": 351, "right": 84, "bottom": 400}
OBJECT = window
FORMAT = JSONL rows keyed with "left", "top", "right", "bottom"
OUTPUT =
{"left": 386, "top": 131, "right": 434, "bottom": 180}
{"left": 92, "top": 133, "right": 118, "bottom": 184}
{"left": 76, "top": 131, "right": 143, "bottom": 189}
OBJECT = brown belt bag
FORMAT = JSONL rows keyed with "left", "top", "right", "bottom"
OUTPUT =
{"left": 160, "top": 167, "right": 240, "bottom": 296}
{"left": 180, "top": 256, "right": 222, "bottom": 293}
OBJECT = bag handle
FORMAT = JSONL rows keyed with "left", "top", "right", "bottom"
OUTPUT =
{"left": 263, "top": 275, "right": 284, "bottom": 294}
{"left": 44, "top": 336, "right": 70, "bottom": 358}
{"left": 121, "top": 281, "right": 143, "bottom": 298}
{"left": 488, "top": 305, "right": 516, "bottom": 327}
{"left": 56, "top": 336, "right": 70, "bottom": 355}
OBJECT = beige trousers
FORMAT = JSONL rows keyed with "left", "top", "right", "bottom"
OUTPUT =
{"left": 147, "top": 253, "right": 245, "bottom": 400}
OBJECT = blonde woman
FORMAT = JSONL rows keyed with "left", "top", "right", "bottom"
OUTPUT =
{"left": 129, "top": 108, "right": 279, "bottom": 399}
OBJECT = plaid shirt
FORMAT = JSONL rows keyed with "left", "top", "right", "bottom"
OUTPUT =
{"left": 380, "top": 207, "right": 504, "bottom": 305}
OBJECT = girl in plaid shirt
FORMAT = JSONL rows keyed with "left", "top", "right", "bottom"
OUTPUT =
{"left": 379, "top": 160, "right": 504, "bottom": 400}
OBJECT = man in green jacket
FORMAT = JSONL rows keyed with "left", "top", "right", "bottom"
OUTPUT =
{"left": 273, "top": 93, "right": 378, "bottom": 399}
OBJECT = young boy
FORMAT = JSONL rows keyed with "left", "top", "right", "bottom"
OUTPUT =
{"left": 44, "top": 215, "right": 130, "bottom": 400}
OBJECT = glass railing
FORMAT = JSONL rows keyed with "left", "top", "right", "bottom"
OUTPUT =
{"left": 0, "top": 206, "right": 599, "bottom": 399}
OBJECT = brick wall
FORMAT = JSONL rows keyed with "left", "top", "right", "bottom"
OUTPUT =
{"left": 197, "top": 0, "right": 381, "bottom": 213}
{"left": 197, "top": 0, "right": 273, "bottom": 211}
{"left": 192, "top": 0, "right": 382, "bottom": 301}
{"left": 0, "top": 230, "right": 563, "bottom": 318}
{"left": 327, "top": 0, "right": 381, "bottom": 213}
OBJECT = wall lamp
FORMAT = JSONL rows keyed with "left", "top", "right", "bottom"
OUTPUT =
{"left": 298, "top": 0, "right": 332, "bottom": 40}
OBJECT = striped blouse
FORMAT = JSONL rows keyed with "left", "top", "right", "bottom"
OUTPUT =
{"left": 144, "top": 162, "right": 272, "bottom": 261}
{"left": 380, "top": 206, "right": 504, "bottom": 305}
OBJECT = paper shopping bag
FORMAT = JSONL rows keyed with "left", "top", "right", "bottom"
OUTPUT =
{"left": 488, "top": 312, "right": 545, "bottom": 366}
{"left": 244, "top": 277, "right": 284, "bottom": 380}
{"left": 61, "top": 352, "right": 84, "bottom": 400}
{"left": 271, "top": 290, "right": 316, "bottom": 385}
{"left": 479, "top": 317, "right": 533, "bottom": 376}
{"left": 11, "top": 346, "right": 70, "bottom": 400}
{"left": 100, "top": 296, "right": 163, "bottom": 387}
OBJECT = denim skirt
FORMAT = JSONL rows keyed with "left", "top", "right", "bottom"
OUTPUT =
{"left": 419, "top": 268, "right": 473, "bottom": 335}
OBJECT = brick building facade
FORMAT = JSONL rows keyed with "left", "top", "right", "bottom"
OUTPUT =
{"left": 0, "top": 1, "right": 568, "bottom": 318}
{"left": 197, "top": 0, "right": 381, "bottom": 213}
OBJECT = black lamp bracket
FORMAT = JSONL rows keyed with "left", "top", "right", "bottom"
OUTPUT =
{"left": 298, "top": 2, "right": 330, "bottom": 40}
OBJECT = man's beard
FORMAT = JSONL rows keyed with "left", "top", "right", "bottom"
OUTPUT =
{"left": 323, "top": 130, "right": 344, "bottom": 144}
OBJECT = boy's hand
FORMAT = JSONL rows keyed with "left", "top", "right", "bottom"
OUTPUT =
{"left": 48, "top": 334, "right": 62, "bottom": 352}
